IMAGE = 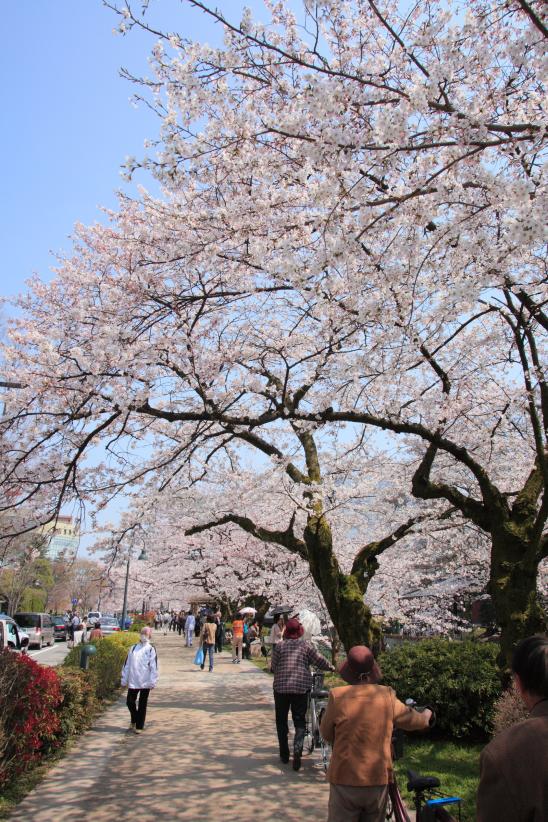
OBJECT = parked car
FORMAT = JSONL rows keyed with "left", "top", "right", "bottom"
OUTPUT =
{"left": 0, "top": 615, "right": 30, "bottom": 652}
{"left": 14, "top": 612, "right": 55, "bottom": 649}
{"left": 92, "top": 616, "right": 121, "bottom": 636}
{"left": 51, "top": 615, "right": 68, "bottom": 641}
{"left": 87, "top": 611, "right": 101, "bottom": 625}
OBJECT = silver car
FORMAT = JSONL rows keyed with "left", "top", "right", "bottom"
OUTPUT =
{"left": 14, "top": 612, "right": 55, "bottom": 649}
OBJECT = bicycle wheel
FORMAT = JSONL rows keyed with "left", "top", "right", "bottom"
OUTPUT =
{"left": 303, "top": 699, "right": 315, "bottom": 754}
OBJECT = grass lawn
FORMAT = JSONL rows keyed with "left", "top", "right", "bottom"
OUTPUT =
{"left": 394, "top": 737, "right": 481, "bottom": 822}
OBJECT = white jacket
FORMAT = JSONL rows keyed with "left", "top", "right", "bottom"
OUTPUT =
{"left": 121, "top": 641, "right": 158, "bottom": 689}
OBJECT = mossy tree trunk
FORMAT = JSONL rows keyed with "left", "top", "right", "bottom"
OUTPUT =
{"left": 489, "top": 520, "right": 547, "bottom": 669}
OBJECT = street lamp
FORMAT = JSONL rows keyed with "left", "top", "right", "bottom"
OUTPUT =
{"left": 121, "top": 547, "right": 148, "bottom": 630}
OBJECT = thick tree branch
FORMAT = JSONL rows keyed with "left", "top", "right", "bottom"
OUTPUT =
{"left": 185, "top": 512, "right": 308, "bottom": 560}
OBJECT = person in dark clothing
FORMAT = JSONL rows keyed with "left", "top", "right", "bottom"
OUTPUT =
{"left": 215, "top": 618, "right": 225, "bottom": 653}
{"left": 271, "top": 618, "right": 335, "bottom": 770}
{"left": 194, "top": 614, "right": 202, "bottom": 637}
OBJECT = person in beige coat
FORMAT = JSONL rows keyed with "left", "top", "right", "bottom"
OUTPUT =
{"left": 477, "top": 634, "right": 548, "bottom": 822}
{"left": 320, "top": 645, "right": 432, "bottom": 822}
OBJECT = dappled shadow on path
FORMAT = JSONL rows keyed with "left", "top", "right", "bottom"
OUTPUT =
{"left": 9, "top": 640, "right": 329, "bottom": 822}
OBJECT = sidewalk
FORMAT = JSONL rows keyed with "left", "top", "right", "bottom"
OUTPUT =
{"left": 10, "top": 633, "right": 330, "bottom": 822}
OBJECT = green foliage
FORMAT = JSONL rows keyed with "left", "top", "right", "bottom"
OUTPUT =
{"left": 380, "top": 639, "right": 501, "bottom": 739}
{"left": 55, "top": 668, "right": 99, "bottom": 741}
{"left": 394, "top": 737, "right": 481, "bottom": 822}
{"left": 63, "top": 633, "right": 140, "bottom": 700}
{"left": 128, "top": 618, "right": 148, "bottom": 632}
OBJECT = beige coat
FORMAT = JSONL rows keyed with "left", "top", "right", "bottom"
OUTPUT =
{"left": 320, "top": 683, "right": 430, "bottom": 786}
{"left": 200, "top": 622, "right": 217, "bottom": 645}
{"left": 477, "top": 699, "right": 548, "bottom": 822}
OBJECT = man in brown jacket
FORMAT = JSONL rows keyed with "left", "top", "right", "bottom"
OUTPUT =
{"left": 320, "top": 645, "right": 432, "bottom": 822}
{"left": 477, "top": 634, "right": 548, "bottom": 822}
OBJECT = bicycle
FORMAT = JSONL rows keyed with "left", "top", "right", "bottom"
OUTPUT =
{"left": 303, "top": 671, "right": 331, "bottom": 772}
{"left": 387, "top": 702, "right": 462, "bottom": 822}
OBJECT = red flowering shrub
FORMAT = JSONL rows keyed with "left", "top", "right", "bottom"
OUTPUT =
{"left": 0, "top": 649, "right": 63, "bottom": 784}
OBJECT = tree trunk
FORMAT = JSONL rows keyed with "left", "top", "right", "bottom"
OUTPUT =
{"left": 489, "top": 522, "right": 546, "bottom": 672}
{"left": 304, "top": 513, "right": 380, "bottom": 653}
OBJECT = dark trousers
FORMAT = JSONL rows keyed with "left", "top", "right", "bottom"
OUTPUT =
{"left": 215, "top": 636, "right": 223, "bottom": 653}
{"left": 127, "top": 688, "right": 150, "bottom": 730}
{"left": 274, "top": 691, "right": 308, "bottom": 757}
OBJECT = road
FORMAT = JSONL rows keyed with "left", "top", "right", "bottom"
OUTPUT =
{"left": 27, "top": 639, "right": 73, "bottom": 666}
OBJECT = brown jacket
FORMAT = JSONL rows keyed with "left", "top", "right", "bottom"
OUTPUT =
{"left": 477, "top": 699, "right": 548, "bottom": 822}
{"left": 319, "top": 683, "right": 430, "bottom": 786}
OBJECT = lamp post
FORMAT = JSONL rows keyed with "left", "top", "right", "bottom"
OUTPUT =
{"left": 121, "top": 548, "right": 148, "bottom": 630}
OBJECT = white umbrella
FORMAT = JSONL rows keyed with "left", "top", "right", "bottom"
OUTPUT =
{"left": 239, "top": 607, "right": 257, "bottom": 615}
{"left": 297, "top": 609, "right": 322, "bottom": 640}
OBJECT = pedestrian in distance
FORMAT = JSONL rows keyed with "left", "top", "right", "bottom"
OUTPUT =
{"left": 271, "top": 617, "right": 335, "bottom": 770}
{"left": 199, "top": 615, "right": 217, "bottom": 672}
{"left": 121, "top": 626, "right": 158, "bottom": 734}
{"left": 232, "top": 613, "right": 244, "bottom": 663}
{"left": 177, "top": 610, "right": 186, "bottom": 635}
{"left": 215, "top": 615, "right": 225, "bottom": 653}
{"left": 270, "top": 615, "right": 285, "bottom": 645}
{"left": 320, "top": 645, "right": 432, "bottom": 822}
{"left": 185, "top": 611, "right": 196, "bottom": 646}
{"left": 89, "top": 622, "right": 103, "bottom": 641}
{"left": 476, "top": 634, "right": 548, "bottom": 822}
{"left": 162, "top": 611, "right": 170, "bottom": 635}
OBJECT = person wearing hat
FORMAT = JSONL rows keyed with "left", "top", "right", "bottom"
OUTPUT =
{"left": 271, "top": 617, "right": 335, "bottom": 771}
{"left": 320, "top": 645, "right": 432, "bottom": 822}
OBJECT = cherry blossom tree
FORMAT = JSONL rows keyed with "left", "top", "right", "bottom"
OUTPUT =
{"left": 1, "top": 0, "right": 546, "bottom": 658}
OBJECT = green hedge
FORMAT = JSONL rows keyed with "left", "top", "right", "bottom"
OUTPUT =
{"left": 380, "top": 639, "right": 501, "bottom": 739}
{"left": 56, "top": 668, "right": 100, "bottom": 740}
{"left": 63, "top": 633, "right": 141, "bottom": 700}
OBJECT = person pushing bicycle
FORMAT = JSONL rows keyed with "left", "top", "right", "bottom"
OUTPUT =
{"left": 271, "top": 617, "right": 335, "bottom": 770}
{"left": 320, "top": 645, "right": 433, "bottom": 822}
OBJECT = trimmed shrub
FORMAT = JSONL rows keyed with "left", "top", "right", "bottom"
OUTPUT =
{"left": 491, "top": 684, "right": 528, "bottom": 736}
{"left": 63, "top": 633, "right": 141, "bottom": 700}
{"left": 56, "top": 667, "right": 100, "bottom": 741}
{"left": 380, "top": 639, "right": 501, "bottom": 739}
{"left": 0, "top": 649, "right": 63, "bottom": 784}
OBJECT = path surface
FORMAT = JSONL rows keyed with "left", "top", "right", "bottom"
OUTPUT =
{"left": 10, "top": 633, "right": 330, "bottom": 822}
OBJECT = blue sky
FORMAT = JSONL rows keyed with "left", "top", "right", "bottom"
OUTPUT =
{"left": 0, "top": 0, "right": 276, "bottom": 554}
{"left": 0, "top": 0, "right": 271, "bottom": 304}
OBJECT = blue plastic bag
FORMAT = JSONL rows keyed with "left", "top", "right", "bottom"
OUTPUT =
{"left": 193, "top": 647, "right": 204, "bottom": 666}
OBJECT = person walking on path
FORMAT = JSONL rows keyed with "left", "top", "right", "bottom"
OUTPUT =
{"left": 185, "top": 611, "right": 196, "bottom": 646}
{"left": 232, "top": 613, "right": 244, "bottom": 663}
{"left": 215, "top": 615, "right": 225, "bottom": 653}
{"left": 476, "top": 635, "right": 548, "bottom": 822}
{"left": 199, "top": 615, "right": 217, "bottom": 672}
{"left": 121, "top": 626, "right": 158, "bottom": 734}
{"left": 320, "top": 645, "right": 432, "bottom": 822}
{"left": 271, "top": 617, "right": 335, "bottom": 771}
{"left": 270, "top": 615, "right": 285, "bottom": 645}
{"left": 89, "top": 622, "right": 103, "bottom": 641}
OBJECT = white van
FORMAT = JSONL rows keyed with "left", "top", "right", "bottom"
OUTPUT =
{"left": 0, "top": 616, "right": 30, "bottom": 652}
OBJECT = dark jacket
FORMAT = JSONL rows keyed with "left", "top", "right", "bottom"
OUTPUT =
{"left": 477, "top": 699, "right": 548, "bottom": 822}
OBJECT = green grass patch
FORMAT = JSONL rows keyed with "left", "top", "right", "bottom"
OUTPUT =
{"left": 394, "top": 737, "right": 481, "bottom": 822}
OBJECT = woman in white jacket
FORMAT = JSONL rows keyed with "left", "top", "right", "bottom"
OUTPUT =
{"left": 121, "top": 627, "right": 158, "bottom": 734}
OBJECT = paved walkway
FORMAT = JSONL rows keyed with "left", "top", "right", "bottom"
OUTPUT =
{"left": 10, "top": 633, "right": 330, "bottom": 822}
